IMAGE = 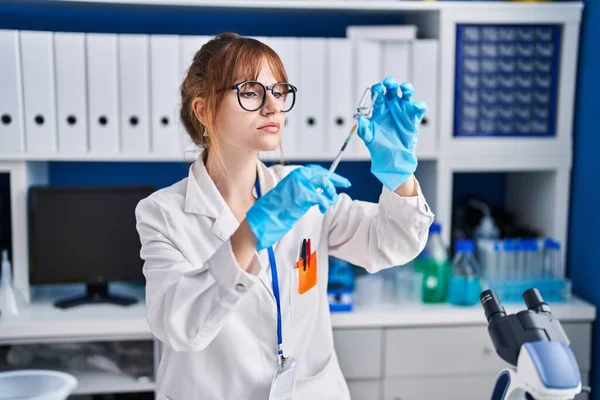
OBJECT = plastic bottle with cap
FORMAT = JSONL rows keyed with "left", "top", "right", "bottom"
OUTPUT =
{"left": 469, "top": 199, "right": 500, "bottom": 241}
{"left": 448, "top": 239, "right": 482, "bottom": 306}
{"left": 414, "top": 222, "right": 450, "bottom": 304}
{"left": 469, "top": 199, "right": 499, "bottom": 285}
{"left": 0, "top": 250, "right": 19, "bottom": 316}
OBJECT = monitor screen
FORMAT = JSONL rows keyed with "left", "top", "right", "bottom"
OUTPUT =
{"left": 28, "top": 185, "right": 155, "bottom": 285}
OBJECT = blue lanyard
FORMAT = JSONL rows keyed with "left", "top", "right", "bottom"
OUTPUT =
{"left": 254, "top": 178, "right": 284, "bottom": 359}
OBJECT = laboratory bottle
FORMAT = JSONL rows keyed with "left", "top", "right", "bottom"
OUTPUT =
{"left": 448, "top": 239, "right": 482, "bottom": 306}
{"left": 470, "top": 199, "right": 500, "bottom": 241}
{"left": 415, "top": 222, "right": 450, "bottom": 303}
{"left": 0, "top": 250, "right": 19, "bottom": 316}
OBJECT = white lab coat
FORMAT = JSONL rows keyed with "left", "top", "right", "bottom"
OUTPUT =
{"left": 135, "top": 158, "right": 434, "bottom": 400}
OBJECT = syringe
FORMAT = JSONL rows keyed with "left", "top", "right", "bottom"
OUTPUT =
{"left": 327, "top": 88, "right": 380, "bottom": 174}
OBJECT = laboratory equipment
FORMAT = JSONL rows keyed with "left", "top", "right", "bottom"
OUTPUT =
{"left": 415, "top": 222, "right": 450, "bottom": 303}
{"left": 28, "top": 185, "right": 155, "bottom": 309}
{"left": 454, "top": 24, "right": 561, "bottom": 137}
{"left": 0, "top": 249, "right": 18, "bottom": 316}
{"left": 481, "top": 288, "right": 582, "bottom": 399}
{"left": 470, "top": 199, "right": 499, "bottom": 240}
{"left": 543, "top": 238, "right": 561, "bottom": 278}
{"left": 0, "top": 370, "right": 77, "bottom": 400}
{"left": 327, "top": 256, "right": 354, "bottom": 312}
{"left": 448, "top": 239, "right": 481, "bottom": 306}
{"left": 327, "top": 87, "right": 379, "bottom": 175}
{"left": 478, "top": 237, "right": 571, "bottom": 304}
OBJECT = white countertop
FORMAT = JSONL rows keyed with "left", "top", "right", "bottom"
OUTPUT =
{"left": 331, "top": 296, "right": 597, "bottom": 329}
{"left": 0, "top": 284, "right": 595, "bottom": 343}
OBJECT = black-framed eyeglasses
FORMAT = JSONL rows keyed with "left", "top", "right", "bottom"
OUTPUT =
{"left": 224, "top": 81, "right": 298, "bottom": 112}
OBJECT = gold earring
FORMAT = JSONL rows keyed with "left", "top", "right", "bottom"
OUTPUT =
{"left": 203, "top": 129, "right": 209, "bottom": 137}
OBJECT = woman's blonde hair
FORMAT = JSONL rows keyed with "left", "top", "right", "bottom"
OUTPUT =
{"left": 180, "top": 32, "right": 288, "bottom": 171}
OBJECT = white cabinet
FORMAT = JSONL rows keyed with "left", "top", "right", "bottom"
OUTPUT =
{"left": 333, "top": 320, "right": 594, "bottom": 400}
{"left": 384, "top": 325, "right": 506, "bottom": 377}
{"left": 347, "top": 380, "right": 381, "bottom": 400}
{"left": 383, "top": 375, "right": 496, "bottom": 400}
{"left": 333, "top": 328, "right": 382, "bottom": 380}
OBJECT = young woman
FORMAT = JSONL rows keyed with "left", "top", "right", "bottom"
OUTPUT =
{"left": 136, "top": 32, "right": 434, "bottom": 400}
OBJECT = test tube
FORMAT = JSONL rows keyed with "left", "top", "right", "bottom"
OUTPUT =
{"left": 493, "top": 241, "right": 501, "bottom": 283}
{"left": 515, "top": 239, "right": 524, "bottom": 280}
{"left": 503, "top": 239, "right": 516, "bottom": 281}
{"left": 543, "top": 238, "right": 561, "bottom": 278}
{"left": 530, "top": 239, "right": 541, "bottom": 278}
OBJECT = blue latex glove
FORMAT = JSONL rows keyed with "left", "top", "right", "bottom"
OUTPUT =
{"left": 246, "top": 164, "right": 351, "bottom": 250}
{"left": 357, "top": 77, "right": 428, "bottom": 192}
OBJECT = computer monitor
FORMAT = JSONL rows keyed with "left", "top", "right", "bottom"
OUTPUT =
{"left": 28, "top": 185, "right": 155, "bottom": 309}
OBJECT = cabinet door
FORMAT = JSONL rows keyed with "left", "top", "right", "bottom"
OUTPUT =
{"left": 347, "top": 380, "right": 381, "bottom": 400}
{"left": 385, "top": 325, "right": 507, "bottom": 377}
{"left": 385, "top": 322, "right": 592, "bottom": 378}
{"left": 562, "top": 323, "right": 592, "bottom": 371}
{"left": 333, "top": 328, "right": 382, "bottom": 379}
{"left": 384, "top": 375, "right": 497, "bottom": 400}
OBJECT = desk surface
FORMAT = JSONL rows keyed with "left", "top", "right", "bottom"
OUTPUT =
{"left": 0, "top": 285, "right": 595, "bottom": 343}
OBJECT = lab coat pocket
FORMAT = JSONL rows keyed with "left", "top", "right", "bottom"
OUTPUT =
{"left": 294, "top": 352, "right": 345, "bottom": 399}
{"left": 290, "top": 257, "right": 318, "bottom": 327}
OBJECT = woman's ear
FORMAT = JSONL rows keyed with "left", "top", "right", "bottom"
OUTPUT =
{"left": 192, "top": 97, "right": 206, "bottom": 125}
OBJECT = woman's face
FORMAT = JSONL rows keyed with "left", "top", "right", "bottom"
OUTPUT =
{"left": 213, "top": 61, "right": 287, "bottom": 154}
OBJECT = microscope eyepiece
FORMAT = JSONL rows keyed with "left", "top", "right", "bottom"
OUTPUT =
{"left": 480, "top": 289, "right": 506, "bottom": 323}
{"left": 523, "top": 288, "right": 550, "bottom": 313}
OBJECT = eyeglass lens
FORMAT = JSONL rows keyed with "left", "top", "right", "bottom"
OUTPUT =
{"left": 238, "top": 82, "right": 295, "bottom": 112}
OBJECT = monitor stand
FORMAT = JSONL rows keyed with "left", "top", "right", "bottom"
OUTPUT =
{"left": 54, "top": 283, "right": 139, "bottom": 309}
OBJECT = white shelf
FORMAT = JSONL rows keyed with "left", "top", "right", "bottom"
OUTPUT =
{"left": 50, "top": 0, "right": 583, "bottom": 14}
{"left": 0, "top": 285, "right": 594, "bottom": 341}
{"left": 0, "top": 284, "right": 151, "bottom": 344}
{"left": 331, "top": 296, "right": 596, "bottom": 329}
{"left": 0, "top": 149, "right": 438, "bottom": 163}
{"left": 71, "top": 369, "right": 154, "bottom": 395}
{"left": 0, "top": 359, "right": 155, "bottom": 395}
{"left": 446, "top": 151, "right": 572, "bottom": 172}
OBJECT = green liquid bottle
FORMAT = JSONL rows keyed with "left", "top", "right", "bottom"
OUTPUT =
{"left": 415, "top": 222, "right": 450, "bottom": 304}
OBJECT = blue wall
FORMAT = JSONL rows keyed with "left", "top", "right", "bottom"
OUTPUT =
{"left": 568, "top": 1, "right": 600, "bottom": 398}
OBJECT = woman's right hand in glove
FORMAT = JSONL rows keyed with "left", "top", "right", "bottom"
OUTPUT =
{"left": 245, "top": 164, "right": 351, "bottom": 250}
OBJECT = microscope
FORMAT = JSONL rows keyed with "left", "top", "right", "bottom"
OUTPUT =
{"left": 480, "top": 288, "right": 582, "bottom": 400}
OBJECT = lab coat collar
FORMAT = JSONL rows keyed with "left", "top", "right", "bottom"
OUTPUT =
{"left": 184, "top": 157, "right": 224, "bottom": 219}
{"left": 184, "top": 155, "right": 276, "bottom": 219}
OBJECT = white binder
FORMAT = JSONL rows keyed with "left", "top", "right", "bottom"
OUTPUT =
{"left": 352, "top": 39, "right": 381, "bottom": 157}
{"left": 346, "top": 25, "right": 417, "bottom": 41}
{"left": 382, "top": 41, "right": 411, "bottom": 87}
{"left": 299, "top": 38, "right": 327, "bottom": 158}
{"left": 260, "top": 37, "right": 301, "bottom": 161}
{"left": 179, "top": 35, "right": 210, "bottom": 157}
{"left": 118, "top": 34, "right": 150, "bottom": 154}
{"left": 20, "top": 30, "right": 57, "bottom": 155}
{"left": 0, "top": 30, "right": 24, "bottom": 155}
{"left": 412, "top": 40, "right": 439, "bottom": 155}
{"left": 150, "top": 35, "right": 181, "bottom": 157}
{"left": 86, "top": 33, "right": 120, "bottom": 155}
{"left": 54, "top": 32, "right": 88, "bottom": 154}
{"left": 326, "top": 38, "right": 354, "bottom": 157}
